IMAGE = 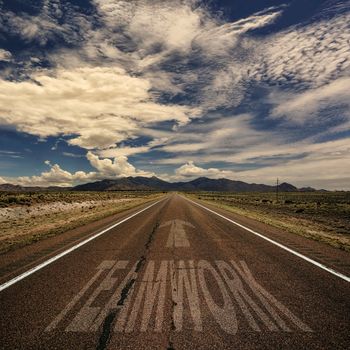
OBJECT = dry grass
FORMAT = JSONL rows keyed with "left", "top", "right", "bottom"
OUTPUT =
{"left": 0, "top": 191, "right": 163, "bottom": 254}
{"left": 186, "top": 191, "right": 350, "bottom": 252}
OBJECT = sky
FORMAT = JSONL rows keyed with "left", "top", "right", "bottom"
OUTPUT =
{"left": 0, "top": 0, "right": 349, "bottom": 189}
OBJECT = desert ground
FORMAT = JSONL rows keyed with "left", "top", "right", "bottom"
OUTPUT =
{"left": 186, "top": 191, "right": 350, "bottom": 252}
{"left": 1, "top": 190, "right": 349, "bottom": 254}
{"left": 0, "top": 191, "right": 163, "bottom": 253}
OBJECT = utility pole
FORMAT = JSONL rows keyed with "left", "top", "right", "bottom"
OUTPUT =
{"left": 276, "top": 177, "right": 279, "bottom": 203}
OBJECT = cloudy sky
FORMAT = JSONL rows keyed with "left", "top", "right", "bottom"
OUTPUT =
{"left": 0, "top": 0, "right": 349, "bottom": 189}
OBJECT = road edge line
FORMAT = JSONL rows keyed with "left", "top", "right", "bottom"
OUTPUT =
{"left": 183, "top": 196, "right": 350, "bottom": 283}
{"left": 0, "top": 197, "right": 166, "bottom": 292}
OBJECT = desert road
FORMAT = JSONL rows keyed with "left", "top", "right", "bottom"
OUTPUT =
{"left": 0, "top": 194, "right": 349, "bottom": 349}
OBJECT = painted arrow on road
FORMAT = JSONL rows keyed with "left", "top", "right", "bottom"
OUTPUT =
{"left": 159, "top": 219, "right": 195, "bottom": 248}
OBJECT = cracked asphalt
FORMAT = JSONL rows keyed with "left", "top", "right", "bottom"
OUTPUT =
{"left": 0, "top": 193, "right": 349, "bottom": 349}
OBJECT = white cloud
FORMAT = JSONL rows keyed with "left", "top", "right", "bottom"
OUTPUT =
{"left": 129, "top": 2, "right": 203, "bottom": 53}
{"left": 174, "top": 161, "right": 235, "bottom": 180}
{"left": 94, "top": 0, "right": 205, "bottom": 54}
{"left": 0, "top": 1, "right": 95, "bottom": 50}
{"left": 233, "top": 144, "right": 350, "bottom": 190}
{"left": 98, "top": 146, "right": 150, "bottom": 158}
{"left": 96, "top": 136, "right": 170, "bottom": 158}
{"left": 86, "top": 151, "right": 153, "bottom": 177}
{"left": 62, "top": 152, "right": 84, "bottom": 158}
{"left": 156, "top": 120, "right": 350, "bottom": 166}
{"left": 194, "top": 8, "right": 282, "bottom": 58}
{"left": 158, "top": 114, "right": 266, "bottom": 157}
{"left": 6, "top": 151, "right": 154, "bottom": 187}
{"left": 89, "top": 1, "right": 284, "bottom": 112}
{"left": 1, "top": 9, "right": 64, "bottom": 46}
{"left": 171, "top": 137, "right": 350, "bottom": 189}
{"left": 197, "top": 5, "right": 350, "bottom": 112}
{"left": 254, "top": 11, "right": 350, "bottom": 89}
{"left": 0, "top": 176, "right": 6, "bottom": 184}
{"left": 169, "top": 136, "right": 350, "bottom": 189}
{"left": 270, "top": 77, "right": 350, "bottom": 124}
{"left": 0, "top": 67, "right": 199, "bottom": 149}
{"left": 15, "top": 164, "right": 97, "bottom": 187}
{"left": 0, "top": 49, "right": 12, "bottom": 62}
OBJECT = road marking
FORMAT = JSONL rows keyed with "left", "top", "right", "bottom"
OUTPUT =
{"left": 198, "top": 260, "right": 237, "bottom": 334}
{"left": 171, "top": 260, "right": 202, "bottom": 331}
{"left": 183, "top": 196, "right": 350, "bottom": 283}
{"left": 125, "top": 260, "right": 168, "bottom": 332}
{"left": 160, "top": 219, "right": 194, "bottom": 247}
{"left": 0, "top": 198, "right": 166, "bottom": 293}
{"left": 46, "top": 260, "right": 116, "bottom": 331}
{"left": 66, "top": 260, "right": 129, "bottom": 332}
{"left": 48, "top": 259, "right": 311, "bottom": 333}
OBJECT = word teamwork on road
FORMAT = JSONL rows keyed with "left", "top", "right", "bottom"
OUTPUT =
{"left": 47, "top": 259, "right": 311, "bottom": 334}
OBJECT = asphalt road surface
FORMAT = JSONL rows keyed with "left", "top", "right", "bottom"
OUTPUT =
{"left": 0, "top": 194, "right": 349, "bottom": 349}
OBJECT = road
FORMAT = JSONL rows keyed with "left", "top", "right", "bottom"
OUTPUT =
{"left": 0, "top": 193, "right": 349, "bottom": 349}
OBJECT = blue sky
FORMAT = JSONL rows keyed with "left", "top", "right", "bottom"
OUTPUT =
{"left": 0, "top": 0, "right": 349, "bottom": 189}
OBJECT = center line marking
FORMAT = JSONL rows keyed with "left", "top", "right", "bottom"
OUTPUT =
{"left": 0, "top": 197, "right": 166, "bottom": 292}
{"left": 183, "top": 196, "right": 350, "bottom": 283}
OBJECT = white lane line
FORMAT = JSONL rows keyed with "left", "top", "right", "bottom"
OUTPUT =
{"left": 0, "top": 198, "right": 166, "bottom": 292}
{"left": 183, "top": 196, "right": 350, "bottom": 283}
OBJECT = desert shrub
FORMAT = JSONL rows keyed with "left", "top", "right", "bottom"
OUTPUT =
{"left": 7, "top": 196, "right": 20, "bottom": 204}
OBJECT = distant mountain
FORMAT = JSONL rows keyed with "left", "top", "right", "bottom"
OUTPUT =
{"left": 72, "top": 176, "right": 303, "bottom": 192}
{"left": 298, "top": 186, "right": 316, "bottom": 192}
{"left": 278, "top": 182, "right": 298, "bottom": 192}
{"left": 0, "top": 183, "right": 71, "bottom": 192}
{"left": 0, "top": 184, "right": 24, "bottom": 192}
{"left": 0, "top": 177, "right": 314, "bottom": 192}
{"left": 73, "top": 177, "right": 171, "bottom": 191}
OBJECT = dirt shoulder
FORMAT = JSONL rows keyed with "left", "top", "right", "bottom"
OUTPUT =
{"left": 0, "top": 191, "right": 163, "bottom": 254}
{"left": 185, "top": 192, "right": 350, "bottom": 252}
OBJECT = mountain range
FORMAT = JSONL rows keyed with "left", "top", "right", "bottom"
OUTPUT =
{"left": 0, "top": 176, "right": 317, "bottom": 192}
